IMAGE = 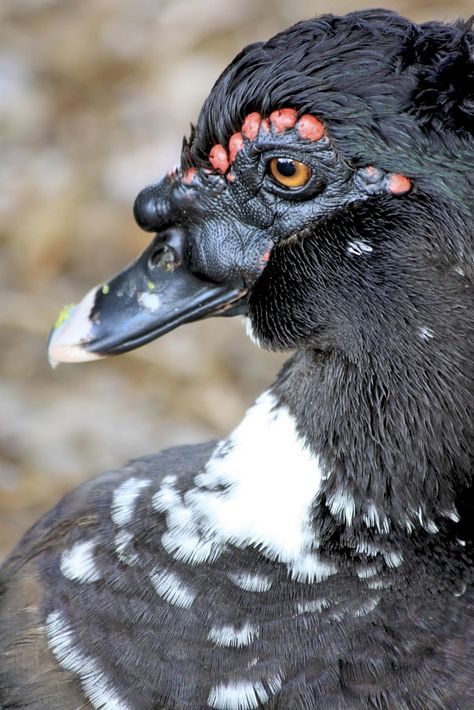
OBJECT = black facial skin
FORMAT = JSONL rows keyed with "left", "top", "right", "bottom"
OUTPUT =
{"left": 134, "top": 124, "right": 414, "bottom": 319}
{"left": 138, "top": 132, "right": 365, "bottom": 284}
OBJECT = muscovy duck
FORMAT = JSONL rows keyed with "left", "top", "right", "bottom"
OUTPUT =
{"left": 1, "top": 8, "right": 473, "bottom": 709}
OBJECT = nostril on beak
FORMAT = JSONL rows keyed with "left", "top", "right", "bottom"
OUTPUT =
{"left": 133, "top": 185, "right": 165, "bottom": 232}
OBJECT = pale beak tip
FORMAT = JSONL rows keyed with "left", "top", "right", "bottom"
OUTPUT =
{"left": 47, "top": 287, "right": 103, "bottom": 366}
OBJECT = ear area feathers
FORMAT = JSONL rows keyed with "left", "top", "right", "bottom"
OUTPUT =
{"left": 401, "top": 17, "right": 474, "bottom": 135}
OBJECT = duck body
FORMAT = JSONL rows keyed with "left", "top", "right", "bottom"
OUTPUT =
{"left": 1, "top": 9, "right": 473, "bottom": 709}
{"left": 1, "top": 394, "right": 473, "bottom": 709}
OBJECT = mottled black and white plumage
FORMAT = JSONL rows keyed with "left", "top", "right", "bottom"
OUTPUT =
{"left": 1, "top": 9, "right": 473, "bottom": 710}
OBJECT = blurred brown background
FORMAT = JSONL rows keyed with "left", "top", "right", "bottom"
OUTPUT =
{"left": 0, "top": 0, "right": 470, "bottom": 561}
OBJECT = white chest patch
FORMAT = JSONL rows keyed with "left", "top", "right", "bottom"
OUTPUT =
{"left": 153, "top": 391, "right": 334, "bottom": 582}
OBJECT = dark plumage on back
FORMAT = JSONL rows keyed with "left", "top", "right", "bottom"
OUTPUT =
{"left": 1, "top": 9, "right": 473, "bottom": 710}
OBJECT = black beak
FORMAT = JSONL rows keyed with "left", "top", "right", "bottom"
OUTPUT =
{"left": 48, "top": 227, "right": 247, "bottom": 365}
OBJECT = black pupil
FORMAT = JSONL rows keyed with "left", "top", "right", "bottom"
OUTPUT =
{"left": 276, "top": 159, "right": 296, "bottom": 177}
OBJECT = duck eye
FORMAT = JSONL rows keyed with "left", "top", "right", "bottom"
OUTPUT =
{"left": 269, "top": 157, "right": 311, "bottom": 188}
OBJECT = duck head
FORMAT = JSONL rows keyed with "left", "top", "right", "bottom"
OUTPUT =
{"left": 48, "top": 10, "right": 473, "bottom": 370}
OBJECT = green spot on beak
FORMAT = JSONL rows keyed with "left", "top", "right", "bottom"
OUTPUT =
{"left": 101, "top": 283, "right": 110, "bottom": 295}
{"left": 147, "top": 281, "right": 155, "bottom": 290}
{"left": 54, "top": 303, "right": 75, "bottom": 330}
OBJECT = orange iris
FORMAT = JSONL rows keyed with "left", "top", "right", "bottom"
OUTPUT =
{"left": 269, "top": 157, "right": 311, "bottom": 188}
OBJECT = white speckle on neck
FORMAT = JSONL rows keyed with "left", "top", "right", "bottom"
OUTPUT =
{"left": 346, "top": 240, "right": 373, "bottom": 256}
{"left": 356, "top": 564, "right": 378, "bottom": 579}
{"left": 138, "top": 291, "right": 161, "bottom": 311}
{"left": 227, "top": 572, "right": 273, "bottom": 593}
{"left": 355, "top": 540, "right": 382, "bottom": 557}
{"left": 326, "top": 488, "right": 355, "bottom": 526}
{"left": 383, "top": 549, "right": 403, "bottom": 568}
{"left": 208, "top": 622, "right": 259, "bottom": 648}
{"left": 242, "top": 316, "right": 263, "bottom": 348}
{"left": 443, "top": 508, "right": 460, "bottom": 523}
{"left": 418, "top": 326, "right": 434, "bottom": 341}
{"left": 46, "top": 610, "right": 129, "bottom": 709}
{"left": 60, "top": 539, "right": 102, "bottom": 583}
{"left": 111, "top": 477, "right": 151, "bottom": 527}
{"left": 150, "top": 567, "right": 197, "bottom": 608}
{"left": 362, "top": 503, "right": 390, "bottom": 534}
{"left": 416, "top": 506, "right": 439, "bottom": 534}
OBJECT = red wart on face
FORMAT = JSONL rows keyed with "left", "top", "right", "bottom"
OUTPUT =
{"left": 242, "top": 112, "right": 261, "bottom": 139}
{"left": 209, "top": 144, "right": 230, "bottom": 173}
{"left": 229, "top": 133, "right": 244, "bottom": 163}
{"left": 206, "top": 108, "right": 326, "bottom": 178}
{"left": 356, "top": 165, "right": 412, "bottom": 196}
{"left": 269, "top": 108, "right": 298, "bottom": 133}
{"left": 184, "top": 108, "right": 412, "bottom": 199}
{"left": 386, "top": 173, "right": 412, "bottom": 195}
{"left": 296, "top": 115, "right": 325, "bottom": 141}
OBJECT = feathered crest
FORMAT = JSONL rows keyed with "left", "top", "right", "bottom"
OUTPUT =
{"left": 401, "top": 17, "right": 474, "bottom": 134}
{"left": 181, "top": 124, "right": 196, "bottom": 170}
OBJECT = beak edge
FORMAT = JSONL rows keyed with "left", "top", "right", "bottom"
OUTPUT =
{"left": 48, "top": 287, "right": 103, "bottom": 366}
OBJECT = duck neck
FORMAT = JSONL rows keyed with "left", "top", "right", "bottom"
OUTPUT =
{"left": 272, "top": 345, "right": 472, "bottom": 544}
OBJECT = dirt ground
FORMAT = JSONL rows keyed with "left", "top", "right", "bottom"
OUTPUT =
{"left": 1, "top": 0, "right": 471, "bottom": 561}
